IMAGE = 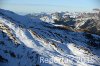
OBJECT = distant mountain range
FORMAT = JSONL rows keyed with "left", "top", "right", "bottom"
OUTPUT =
{"left": 26, "top": 9, "right": 100, "bottom": 35}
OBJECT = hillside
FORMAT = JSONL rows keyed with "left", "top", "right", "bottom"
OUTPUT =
{"left": 0, "top": 9, "right": 100, "bottom": 66}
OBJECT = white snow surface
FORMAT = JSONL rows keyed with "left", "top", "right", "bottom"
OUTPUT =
{"left": 0, "top": 9, "right": 100, "bottom": 66}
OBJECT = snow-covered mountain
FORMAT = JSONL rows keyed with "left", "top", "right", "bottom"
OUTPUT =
{"left": 0, "top": 9, "right": 100, "bottom": 66}
{"left": 35, "top": 11, "right": 100, "bottom": 35}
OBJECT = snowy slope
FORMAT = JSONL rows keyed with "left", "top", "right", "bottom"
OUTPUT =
{"left": 0, "top": 9, "right": 100, "bottom": 66}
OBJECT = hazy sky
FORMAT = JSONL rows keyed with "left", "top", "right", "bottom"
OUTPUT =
{"left": 0, "top": 0, "right": 99, "bottom": 13}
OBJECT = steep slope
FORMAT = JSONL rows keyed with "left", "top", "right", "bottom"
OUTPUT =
{"left": 76, "top": 19, "right": 100, "bottom": 35}
{"left": 0, "top": 9, "right": 100, "bottom": 66}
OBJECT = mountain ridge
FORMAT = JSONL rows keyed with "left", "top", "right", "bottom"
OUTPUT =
{"left": 0, "top": 9, "right": 100, "bottom": 66}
